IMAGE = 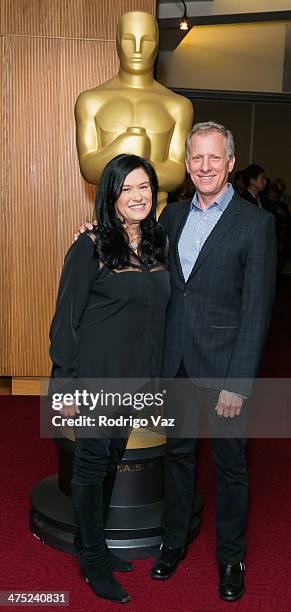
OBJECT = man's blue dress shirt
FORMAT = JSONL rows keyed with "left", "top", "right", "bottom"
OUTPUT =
{"left": 178, "top": 184, "right": 234, "bottom": 282}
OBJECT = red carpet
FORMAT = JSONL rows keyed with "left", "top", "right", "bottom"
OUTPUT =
{"left": 1, "top": 276, "right": 291, "bottom": 611}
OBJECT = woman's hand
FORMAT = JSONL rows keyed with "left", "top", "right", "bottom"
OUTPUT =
{"left": 73, "top": 220, "right": 97, "bottom": 242}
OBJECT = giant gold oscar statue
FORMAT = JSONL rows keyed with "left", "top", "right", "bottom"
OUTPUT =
{"left": 75, "top": 10, "right": 193, "bottom": 216}
{"left": 74, "top": 10, "right": 195, "bottom": 451}
{"left": 30, "top": 11, "right": 202, "bottom": 557}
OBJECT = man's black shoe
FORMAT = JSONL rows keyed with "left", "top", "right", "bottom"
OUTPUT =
{"left": 219, "top": 562, "right": 245, "bottom": 601}
{"left": 150, "top": 544, "right": 186, "bottom": 580}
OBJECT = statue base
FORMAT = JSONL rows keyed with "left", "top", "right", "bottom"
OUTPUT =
{"left": 30, "top": 440, "right": 203, "bottom": 558}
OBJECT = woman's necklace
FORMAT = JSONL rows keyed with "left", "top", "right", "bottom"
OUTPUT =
{"left": 129, "top": 232, "right": 141, "bottom": 250}
{"left": 130, "top": 239, "right": 140, "bottom": 249}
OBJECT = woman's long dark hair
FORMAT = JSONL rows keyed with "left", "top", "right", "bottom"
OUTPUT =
{"left": 93, "top": 154, "right": 168, "bottom": 269}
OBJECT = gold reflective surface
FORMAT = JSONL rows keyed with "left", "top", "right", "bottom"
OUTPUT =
{"left": 75, "top": 11, "right": 193, "bottom": 215}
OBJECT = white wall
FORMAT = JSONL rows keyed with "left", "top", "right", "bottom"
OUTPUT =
{"left": 158, "top": 0, "right": 291, "bottom": 19}
{"left": 157, "top": 22, "right": 286, "bottom": 92}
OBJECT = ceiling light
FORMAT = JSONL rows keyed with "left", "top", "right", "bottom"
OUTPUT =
{"left": 179, "top": 1, "right": 189, "bottom": 31}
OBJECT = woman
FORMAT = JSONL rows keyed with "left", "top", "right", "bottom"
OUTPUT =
{"left": 49, "top": 154, "right": 170, "bottom": 603}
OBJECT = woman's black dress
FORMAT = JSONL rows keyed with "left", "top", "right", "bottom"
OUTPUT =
{"left": 49, "top": 233, "right": 170, "bottom": 381}
{"left": 49, "top": 233, "right": 170, "bottom": 483}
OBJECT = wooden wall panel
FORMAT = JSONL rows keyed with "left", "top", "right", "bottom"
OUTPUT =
{"left": 0, "top": 36, "right": 5, "bottom": 371}
{"left": 1, "top": 0, "right": 156, "bottom": 38}
{"left": 0, "top": 0, "right": 156, "bottom": 376}
{"left": 0, "top": 36, "right": 12, "bottom": 374}
{"left": 0, "top": 2, "right": 3, "bottom": 34}
{"left": 1, "top": 0, "right": 61, "bottom": 37}
{"left": 7, "top": 35, "right": 62, "bottom": 375}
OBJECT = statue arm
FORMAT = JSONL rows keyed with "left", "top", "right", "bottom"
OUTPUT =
{"left": 75, "top": 93, "right": 118, "bottom": 184}
{"left": 152, "top": 97, "right": 193, "bottom": 192}
{"left": 75, "top": 92, "right": 151, "bottom": 185}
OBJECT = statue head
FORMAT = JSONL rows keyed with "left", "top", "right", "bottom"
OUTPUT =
{"left": 116, "top": 11, "right": 159, "bottom": 74}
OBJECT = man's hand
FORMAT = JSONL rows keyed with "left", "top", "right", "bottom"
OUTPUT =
{"left": 73, "top": 220, "right": 97, "bottom": 242}
{"left": 60, "top": 403, "right": 80, "bottom": 417}
{"left": 215, "top": 390, "right": 243, "bottom": 418}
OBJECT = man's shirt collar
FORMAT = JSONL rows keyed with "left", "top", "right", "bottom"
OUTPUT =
{"left": 190, "top": 183, "right": 234, "bottom": 212}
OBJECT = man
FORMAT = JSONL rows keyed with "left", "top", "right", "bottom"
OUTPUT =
{"left": 76, "top": 121, "right": 277, "bottom": 601}
{"left": 75, "top": 10, "right": 193, "bottom": 214}
{"left": 242, "top": 164, "right": 267, "bottom": 207}
{"left": 150, "top": 122, "right": 277, "bottom": 601}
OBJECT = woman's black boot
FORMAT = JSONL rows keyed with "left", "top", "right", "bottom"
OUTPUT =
{"left": 71, "top": 482, "right": 131, "bottom": 603}
{"left": 103, "top": 467, "right": 134, "bottom": 572}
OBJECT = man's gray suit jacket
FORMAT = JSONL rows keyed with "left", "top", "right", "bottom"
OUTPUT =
{"left": 159, "top": 192, "right": 277, "bottom": 396}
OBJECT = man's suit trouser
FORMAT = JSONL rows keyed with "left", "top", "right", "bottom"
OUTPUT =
{"left": 162, "top": 361, "right": 248, "bottom": 564}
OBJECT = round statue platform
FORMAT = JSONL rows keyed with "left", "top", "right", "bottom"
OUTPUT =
{"left": 30, "top": 434, "right": 203, "bottom": 559}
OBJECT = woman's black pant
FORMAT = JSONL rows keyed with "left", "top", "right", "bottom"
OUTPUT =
{"left": 72, "top": 436, "right": 129, "bottom": 485}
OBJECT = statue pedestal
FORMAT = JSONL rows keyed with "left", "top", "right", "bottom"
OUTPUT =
{"left": 30, "top": 436, "right": 203, "bottom": 558}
